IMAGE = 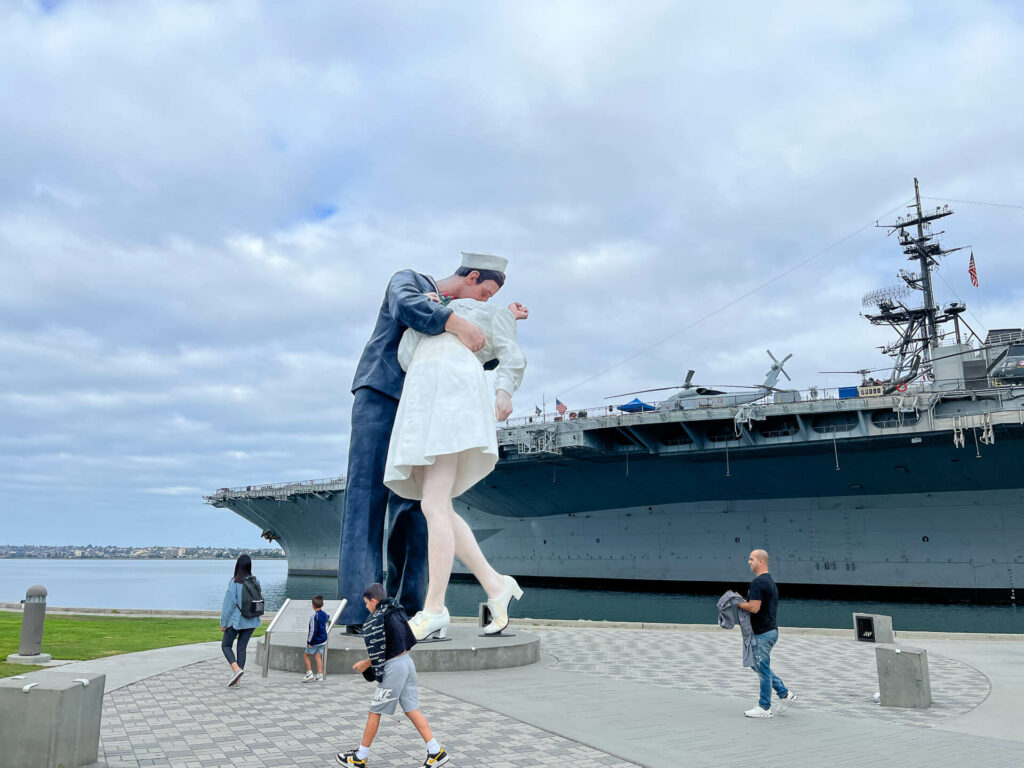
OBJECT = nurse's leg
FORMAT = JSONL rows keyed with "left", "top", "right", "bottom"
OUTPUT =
{"left": 418, "top": 454, "right": 459, "bottom": 615}
{"left": 449, "top": 505, "right": 503, "bottom": 598}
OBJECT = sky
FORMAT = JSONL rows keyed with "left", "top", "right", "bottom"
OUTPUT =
{"left": 2, "top": 1, "right": 1023, "bottom": 547}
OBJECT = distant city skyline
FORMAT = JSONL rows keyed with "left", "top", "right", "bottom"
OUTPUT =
{"left": 2, "top": 2, "right": 1023, "bottom": 546}
{"left": 1, "top": 544, "right": 285, "bottom": 559}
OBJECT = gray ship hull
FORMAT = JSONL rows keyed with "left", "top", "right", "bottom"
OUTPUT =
{"left": 211, "top": 479, "right": 343, "bottom": 575}
{"left": 211, "top": 419, "right": 1024, "bottom": 598}
{"left": 460, "top": 488, "right": 1022, "bottom": 594}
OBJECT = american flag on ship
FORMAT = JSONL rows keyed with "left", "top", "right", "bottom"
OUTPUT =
{"left": 968, "top": 251, "right": 979, "bottom": 287}
{"left": 555, "top": 398, "right": 567, "bottom": 415}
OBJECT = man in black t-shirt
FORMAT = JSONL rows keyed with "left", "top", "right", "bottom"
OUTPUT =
{"left": 737, "top": 549, "right": 796, "bottom": 718}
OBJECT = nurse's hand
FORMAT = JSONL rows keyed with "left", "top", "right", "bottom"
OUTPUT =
{"left": 495, "top": 390, "right": 513, "bottom": 421}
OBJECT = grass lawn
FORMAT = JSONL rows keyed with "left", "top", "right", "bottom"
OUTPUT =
{"left": 0, "top": 611, "right": 265, "bottom": 678}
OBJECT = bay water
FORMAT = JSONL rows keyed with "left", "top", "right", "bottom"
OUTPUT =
{"left": 1, "top": 559, "right": 1020, "bottom": 633}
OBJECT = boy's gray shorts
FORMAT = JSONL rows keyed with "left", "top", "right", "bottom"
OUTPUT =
{"left": 369, "top": 654, "right": 419, "bottom": 715}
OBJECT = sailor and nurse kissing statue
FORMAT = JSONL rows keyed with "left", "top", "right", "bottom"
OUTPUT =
{"left": 338, "top": 251, "right": 528, "bottom": 641}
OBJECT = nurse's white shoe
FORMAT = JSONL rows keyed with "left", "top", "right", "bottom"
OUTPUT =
{"left": 483, "top": 575, "right": 524, "bottom": 635}
{"left": 408, "top": 607, "right": 450, "bottom": 640}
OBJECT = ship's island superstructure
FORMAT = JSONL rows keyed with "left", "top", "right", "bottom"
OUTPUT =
{"left": 207, "top": 181, "right": 1024, "bottom": 600}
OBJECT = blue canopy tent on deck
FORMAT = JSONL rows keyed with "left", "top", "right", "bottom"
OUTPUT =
{"left": 617, "top": 397, "right": 656, "bottom": 413}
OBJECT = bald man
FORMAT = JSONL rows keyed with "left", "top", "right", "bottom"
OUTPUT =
{"left": 737, "top": 549, "right": 796, "bottom": 718}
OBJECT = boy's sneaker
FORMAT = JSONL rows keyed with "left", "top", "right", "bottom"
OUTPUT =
{"left": 336, "top": 750, "right": 367, "bottom": 767}
{"left": 422, "top": 747, "right": 450, "bottom": 767}
{"left": 315, "top": 673, "right": 324, "bottom": 681}
{"left": 774, "top": 691, "right": 797, "bottom": 714}
{"left": 302, "top": 670, "right": 315, "bottom": 682}
{"left": 744, "top": 705, "right": 773, "bottom": 718}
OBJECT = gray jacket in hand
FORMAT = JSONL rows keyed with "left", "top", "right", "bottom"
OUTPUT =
{"left": 717, "top": 590, "right": 755, "bottom": 668}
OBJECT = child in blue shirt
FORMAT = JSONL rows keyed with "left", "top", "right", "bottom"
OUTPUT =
{"left": 303, "top": 594, "right": 330, "bottom": 682}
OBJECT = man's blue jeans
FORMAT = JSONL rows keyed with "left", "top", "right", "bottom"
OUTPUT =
{"left": 337, "top": 387, "right": 428, "bottom": 625}
{"left": 752, "top": 629, "right": 789, "bottom": 710}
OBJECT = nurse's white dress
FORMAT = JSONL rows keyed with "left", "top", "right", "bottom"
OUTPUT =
{"left": 384, "top": 299, "right": 527, "bottom": 500}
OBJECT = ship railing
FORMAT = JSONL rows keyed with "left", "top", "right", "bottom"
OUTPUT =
{"left": 205, "top": 476, "right": 345, "bottom": 502}
{"left": 500, "top": 386, "right": 901, "bottom": 427}
{"left": 501, "top": 381, "right": 1024, "bottom": 434}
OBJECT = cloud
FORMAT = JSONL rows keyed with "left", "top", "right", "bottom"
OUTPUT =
{"left": 1, "top": 1, "right": 1023, "bottom": 546}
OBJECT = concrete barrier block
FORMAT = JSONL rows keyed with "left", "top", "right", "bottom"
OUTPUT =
{"left": 853, "top": 612, "right": 894, "bottom": 644}
{"left": 0, "top": 672, "right": 106, "bottom": 768}
{"left": 874, "top": 644, "right": 931, "bottom": 708}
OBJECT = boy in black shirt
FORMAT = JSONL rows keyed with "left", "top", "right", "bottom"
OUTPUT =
{"left": 738, "top": 549, "right": 797, "bottom": 718}
{"left": 337, "top": 583, "right": 449, "bottom": 767}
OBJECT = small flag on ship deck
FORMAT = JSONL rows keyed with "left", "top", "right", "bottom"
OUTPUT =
{"left": 968, "top": 251, "right": 979, "bottom": 287}
{"left": 555, "top": 399, "right": 567, "bottom": 415}
{"left": 535, "top": 404, "right": 542, "bottom": 416}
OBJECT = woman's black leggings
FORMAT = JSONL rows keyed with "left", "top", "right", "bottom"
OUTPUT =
{"left": 221, "top": 627, "right": 255, "bottom": 668}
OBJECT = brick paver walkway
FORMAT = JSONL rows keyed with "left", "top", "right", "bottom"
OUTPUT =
{"left": 95, "top": 625, "right": 992, "bottom": 766}
{"left": 536, "top": 626, "right": 989, "bottom": 727}
{"left": 98, "top": 656, "right": 637, "bottom": 767}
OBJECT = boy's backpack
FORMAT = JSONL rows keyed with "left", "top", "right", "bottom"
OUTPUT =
{"left": 239, "top": 575, "right": 265, "bottom": 618}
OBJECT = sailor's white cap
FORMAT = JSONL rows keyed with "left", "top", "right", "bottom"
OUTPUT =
{"left": 460, "top": 252, "right": 507, "bottom": 274}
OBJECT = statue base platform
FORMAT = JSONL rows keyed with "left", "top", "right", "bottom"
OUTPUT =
{"left": 255, "top": 623, "right": 539, "bottom": 675}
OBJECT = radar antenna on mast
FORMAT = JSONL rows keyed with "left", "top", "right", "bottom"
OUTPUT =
{"left": 866, "top": 178, "right": 973, "bottom": 391}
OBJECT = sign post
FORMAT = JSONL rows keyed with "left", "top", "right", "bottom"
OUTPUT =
{"left": 261, "top": 598, "right": 290, "bottom": 679}
{"left": 321, "top": 599, "right": 347, "bottom": 680}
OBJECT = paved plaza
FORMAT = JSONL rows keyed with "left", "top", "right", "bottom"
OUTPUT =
{"left": 97, "top": 657, "right": 632, "bottom": 768}
{"left": 533, "top": 625, "right": 990, "bottom": 727}
{"left": 20, "top": 621, "right": 1022, "bottom": 767}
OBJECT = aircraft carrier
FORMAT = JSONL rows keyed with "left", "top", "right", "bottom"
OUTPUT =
{"left": 206, "top": 181, "right": 1024, "bottom": 600}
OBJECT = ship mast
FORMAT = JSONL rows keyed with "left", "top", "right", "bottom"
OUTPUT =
{"left": 910, "top": 178, "right": 941, "bottom": 351}
{"left": 863, "top": 179, "right": 967, "bottom": 390}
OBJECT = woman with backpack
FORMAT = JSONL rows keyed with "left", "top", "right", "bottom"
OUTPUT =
{"left": 220, "top": 553, "right": 263, "bottom": 687}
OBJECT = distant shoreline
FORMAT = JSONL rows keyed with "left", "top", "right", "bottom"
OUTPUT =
{"left": 0, "top": 555, "right": 285, "bottom": 560}
{"left": 0, "top": 546, "right": 285, "bottom": 561}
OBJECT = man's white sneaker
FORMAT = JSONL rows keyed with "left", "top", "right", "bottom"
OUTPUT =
{"left": 302, "top": 670, "right": 315, "bottom": 682}
{"left": 315, "top": 673, "right": 324, "bottom": 681}
{"left": 744, "top": 706, "right": 773, "bottom": 718}
{"left": 774, "top": 691, "right": 796, "bottom": 714}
